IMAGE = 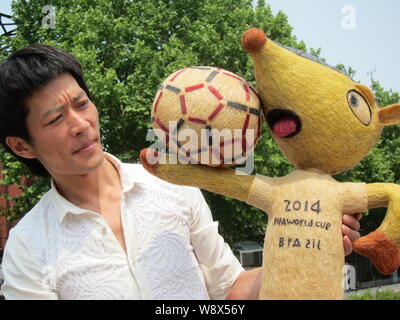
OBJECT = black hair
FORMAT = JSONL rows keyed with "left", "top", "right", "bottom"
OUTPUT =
{"left": 0, "top": 44, "right": 91, "bottom": 177}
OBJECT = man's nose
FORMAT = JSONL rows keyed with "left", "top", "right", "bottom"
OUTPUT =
{"left": 69, "top": 111, "right": 90, "bottom": 136}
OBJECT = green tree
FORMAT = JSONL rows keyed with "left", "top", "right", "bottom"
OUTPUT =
{"left": 1, "top": 0, "right": 398, "bottom": 249}
{"left": 0, "top": 0, "right": 306, "bottom": 244}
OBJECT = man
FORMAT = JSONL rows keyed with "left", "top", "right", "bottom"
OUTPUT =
{"left": 0, "top": 45, "right": 361, "bottom": 299}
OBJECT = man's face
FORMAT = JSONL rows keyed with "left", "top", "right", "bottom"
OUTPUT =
{"left": 24, "top": 72, "right": 104, "bottom": 177}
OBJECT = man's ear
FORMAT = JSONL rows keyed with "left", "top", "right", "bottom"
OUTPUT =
{"left": 5, "top": 136, "right": 38, "bottom": 159}
{"left": 378, "top": 104, "right": 400, "bottom": 126}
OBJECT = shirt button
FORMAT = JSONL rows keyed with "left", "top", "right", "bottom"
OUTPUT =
{"left": 101, "top": 227, "right": 107, "bottom": 234}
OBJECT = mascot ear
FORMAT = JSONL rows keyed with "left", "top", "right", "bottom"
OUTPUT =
{"left": 378, "top": 104, "right": 400, "bottom": 126}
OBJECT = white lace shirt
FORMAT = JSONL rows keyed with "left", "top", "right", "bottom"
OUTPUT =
{"left": 1, "top": 153, "right": 244, "bottom": 300}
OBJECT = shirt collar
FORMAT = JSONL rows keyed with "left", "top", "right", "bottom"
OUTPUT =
{"left": 50, "top": 152, "right": 138, "bottom": 224}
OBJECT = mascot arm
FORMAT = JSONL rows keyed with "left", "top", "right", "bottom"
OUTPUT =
{"left": 353, "top": 183, "right": 400, "bottom": 275}
{"left": 140, "top": 148, "right": 255, "bottom": 202}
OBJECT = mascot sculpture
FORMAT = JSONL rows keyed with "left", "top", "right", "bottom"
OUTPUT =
{"left": 140, "top": 28, "right": 400, "bottom": 299}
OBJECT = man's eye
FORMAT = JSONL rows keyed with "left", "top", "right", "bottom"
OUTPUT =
{"left": 78, "top": 100, "right": 88, "bottom": 108}
{"left": 48, "top": 115, "right": 62, "bottom": 125}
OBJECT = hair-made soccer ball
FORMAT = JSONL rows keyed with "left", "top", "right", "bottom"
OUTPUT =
{"left": 151, "top": 66, "right": 263, "bottom": 167}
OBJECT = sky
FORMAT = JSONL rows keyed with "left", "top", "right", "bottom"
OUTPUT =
{"left": 1, "top": 0, "right": 399, "bottom": 93}
{"left": 0, "top": 0, "right": 11, "bottom": 15}
{"left": 265, "top": 0, "right": 400, "bottom": 93}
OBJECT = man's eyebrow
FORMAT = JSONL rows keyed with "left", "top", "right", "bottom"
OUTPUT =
{"left": 42, "top": 105, "right": 63, "bottom": 121}
{"left": 73, "top": 91, "right": 87, "bottom": 102}
{"left": 41, "top": 91, "right": 87, "bottom": 120}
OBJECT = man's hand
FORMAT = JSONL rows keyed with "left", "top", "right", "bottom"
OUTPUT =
{"left": 342, "top": 213, "right": 362, "bottom": 256}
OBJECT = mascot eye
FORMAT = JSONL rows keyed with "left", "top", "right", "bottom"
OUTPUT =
{"left": 347, "top": 90, "right": 371, "bottom": 126}
{"left": 349, "top": 94, "right": 359, "bottom": 107}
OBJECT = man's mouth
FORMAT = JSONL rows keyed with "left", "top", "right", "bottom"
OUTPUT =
{"left": 73, "top": 139, "right": 98, "bottom": 154}
{"left": 267, "top": 109, "right": 302, "bottom": 138}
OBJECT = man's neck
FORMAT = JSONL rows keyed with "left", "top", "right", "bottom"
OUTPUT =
{"left": 52, "top": 157, "right": 122, "bottom": 212}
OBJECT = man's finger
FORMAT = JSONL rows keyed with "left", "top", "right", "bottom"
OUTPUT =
{"left": 343, "top": 235, "right": 353, "bottom": 256}
{"left": 342, "top": 224, "right": 361, "bottom": 243}
{"left": 342, "top": 213, "right": 361, "bottom": 232}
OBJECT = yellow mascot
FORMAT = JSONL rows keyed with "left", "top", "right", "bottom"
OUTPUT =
{"left": 140, "top": 28, "right": 400, "bottom": 300}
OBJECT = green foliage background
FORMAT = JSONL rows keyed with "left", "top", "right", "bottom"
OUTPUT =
{"left": 347, "top": 289, "right": 400, "bottom": 300}
{"left": 0, "top": 0, "right": 399, "bottom": 247}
